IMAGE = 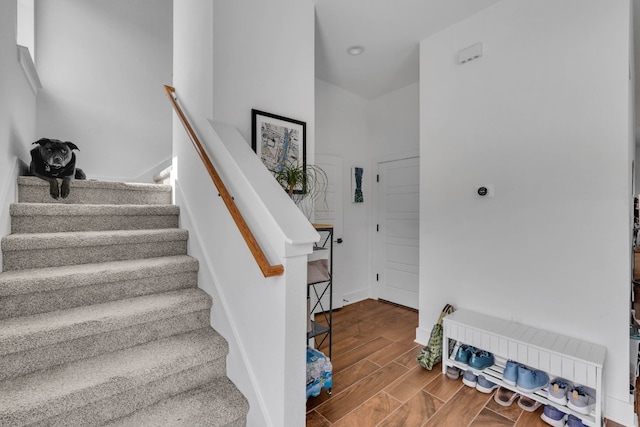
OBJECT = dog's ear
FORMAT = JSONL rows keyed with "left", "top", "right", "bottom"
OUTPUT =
{"left": 33, "top": 138, "right": 51, "bottom": 146}
{"left": 64, "top": 141, "right": 80, "bottom": 151}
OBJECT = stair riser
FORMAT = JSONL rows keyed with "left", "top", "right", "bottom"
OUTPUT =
{"left": 0, "top": 310, "right": 210, "bottom": 382}
{"left": 2, "top": 241, "right": 188, "bottom": 271}
{"left": 7, "top": 361, "right": 226, "bottom": 427}
{"left": 18, "top": 178, "right": 172, "bottom": 205}
{"left": 0, "top": 271, "right": 198, "bottom": 320}
{"left": 11, "top": 215, "right": 179, "bottom": 234}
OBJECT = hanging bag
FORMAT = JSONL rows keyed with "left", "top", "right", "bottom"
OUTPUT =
{"left": 416, "top": 304, "right": 455, "bottom": 370}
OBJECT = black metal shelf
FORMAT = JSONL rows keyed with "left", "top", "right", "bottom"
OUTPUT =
{"left": 308, "top": 224, "right": 333, "bottom": 360}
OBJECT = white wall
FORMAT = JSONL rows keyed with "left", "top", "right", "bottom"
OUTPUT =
{"left": 174, "top": 1, "right": 315, "bottom": 426}
{"left": 315, "top": 79, "right": 370, "bottom": 303}
{"left": 419, "top": 0, "right": 633, "bottom": 423}
{"left": 0, "top": 0, "right": 36, "bottom": 270}
{"left": 35, "top": 0, "right": 173, "bottom": 182}
{"left": 211, "top": 0, "right": 315, "bottom": 163}
{"left": 368, "top": 82, "right": 420, "bottom": 158}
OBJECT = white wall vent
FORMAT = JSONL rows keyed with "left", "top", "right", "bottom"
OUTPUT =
{"left": 458, "top": 43, "right": 483, "bottom": 64}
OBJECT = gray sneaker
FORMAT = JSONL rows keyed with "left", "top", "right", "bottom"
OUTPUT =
{"left": 567, "top": 386, "right": 595, "bottom": 415}
{"left": 446, "top": 366, "right": 461, "bottom": 380}
{"left": 547, "top": 378, "right": 571, "bottom": 406}
{"left": 462, "top": 370, "right": 477, "bottom": 387}
{"left": 476, "top": 375, "right": 499, "bottom": 393}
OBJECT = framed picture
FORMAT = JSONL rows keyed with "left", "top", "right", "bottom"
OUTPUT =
{"left": 252, "top": 109, "right": 306, "bottom": 192}
{"left": 352, "top": 166, "right": 364, "bottom": 203}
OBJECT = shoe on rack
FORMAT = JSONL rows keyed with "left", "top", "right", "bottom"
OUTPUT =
{"left": 454, "top": 344, "right": 473, "bottom": 364}
{"left": 468, "top": 350, "right": 494, "bottom": 370}
{"left": 516, "top": 365, "right": 549, "bottom": 393}
{"left": 503, "top": 360, "right": 519, "bottom": 386}
{"left": 567, "top": 386, "right": 595, "bottom": 415}
{"left": 547, "top": 377, "right": 571, "bottom": 406}
{"left": 446, "top": 366, "right": 461, "bottom": 380}
{"left": 462, "top": 370, "right": 478, "bottom": 388}
{"left": 540, "top": 405, "right": 567, "bottom": 427}
{"left": 494, "top": 386, "right": 518, "bottom": 406}
{"left": 476, "top": 375, "right": 499, "bottom": 393}
{"left": 517, "top": 395, "right": 542, "bottom": 412}
{"left": 565, "top": 414, "right": 587, "bottom": 427}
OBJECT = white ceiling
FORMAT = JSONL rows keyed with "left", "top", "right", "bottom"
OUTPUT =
{"left": 315, "top": 0, "right": 640, "bottom": 142}
{"left": 313, "top": 0, "right": 504, "bottom": 99}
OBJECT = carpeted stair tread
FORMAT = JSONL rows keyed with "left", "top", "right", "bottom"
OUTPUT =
{"left": 2, "top": 177, "right": 248, "bottom": 425}
{"left": 10, "top": 203, "right": 180, "bottom": 233}
{"left": 2, "top": 229, "right": 189, "bottom": 270}
{"left": 10, "top": 203, "right": 179, "bottom": 216}
{"left": 0, "top": 255, "right": 199, "bottom": 320}
{"left": 105, "top": 378, "right": 249, "bottom": 427}
{"left": 0, "top": 255, "right": 198, "bottom": 297}
{"left": 2, "top": 228, "right": 188, "bottom": 251}
{"left": 0, "top": 328, "right": 227, "bottom": 426}
{"left": 0, "top": 288, "right": 211, "bottom": 355}
{"left": 17, "top": 176, "right": 172, "bottom": 205}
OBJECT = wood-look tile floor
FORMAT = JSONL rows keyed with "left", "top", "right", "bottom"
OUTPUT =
{"left": 306, "top": 299, "right": 627, "bottom": 427}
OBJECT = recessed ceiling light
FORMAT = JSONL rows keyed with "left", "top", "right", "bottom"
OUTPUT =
{"left": 347, "top": 45, "right": 365, "bottom": 56}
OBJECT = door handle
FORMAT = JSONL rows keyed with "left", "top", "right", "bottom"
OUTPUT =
{"left": 335, "top": 238, "right": 343, "bottom": 244}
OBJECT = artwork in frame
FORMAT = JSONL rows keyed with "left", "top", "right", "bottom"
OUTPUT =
{"left": 251, "top": 109, "right": 306, "bottom": 193}
{"left": 352, "top": 166, "right": 364, "bottom": 203}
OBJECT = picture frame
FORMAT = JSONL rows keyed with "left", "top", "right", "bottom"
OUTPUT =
{"left": 251, "top": 109, "right": 306, "bottom": 193}
{"left": 352, "top": 166, "right": 364, "bottom": 203}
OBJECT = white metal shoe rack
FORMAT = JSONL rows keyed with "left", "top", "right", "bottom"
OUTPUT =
{"left": 442, "top": 309, "right": 606, "bottom": 427}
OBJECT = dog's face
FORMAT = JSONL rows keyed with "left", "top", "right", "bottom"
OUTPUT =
{"left": 33, "top": 138, "right": 79, "bottom": 168}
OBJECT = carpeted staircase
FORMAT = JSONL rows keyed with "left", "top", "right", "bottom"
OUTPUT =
{"left": 0, "top": 176, "right": 249, "bottom": 426}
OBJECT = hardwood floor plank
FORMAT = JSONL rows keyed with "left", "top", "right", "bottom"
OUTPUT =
{"left": 377, "top": 390, "right": 444, "bottom": 427}
{"left": 306, "top": 410, "right": 331, "bottom": 427}
{"left": 331, "top": 336, "right": 394, "bottom": 373}
{"left": 422, "top": 374, "right": 464, "bottom": 402}
{"left": 307, "top": 359, "right": 381, "bottom": 411}
{"left": 384, "top": 365, "right": 441, "bottom": 403}
{"left": 321, "top": 336, "right": 361, "bottom": 356}
{"left": 393, "top": 345, "right": 423, "bottom": 368}
{"left": 470, "top": 408, "right": 514, "bottom": 427}
{"left": 315, "top": 362, "right": 408, "bottom": 423}
{"left": 484, "top": 392, "right": 523, "bottom": 422}
{"left": 331, "top": 392, "right": 401, "bottom": 427}
{"left": 368, "top": 340, "right": 420, "bottom": 367}
{"left": 422, "top": 382, "right": 491, "bottom": 427}
{"left": 307, "top": 299, "right": 621, "bottom": 427}
{"left": 513, "top": 406, "right": 546, "bottom": 427}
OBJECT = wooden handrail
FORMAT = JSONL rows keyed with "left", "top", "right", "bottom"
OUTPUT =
{"left": 163, "top": 85, "right": 284, "bottom": 277}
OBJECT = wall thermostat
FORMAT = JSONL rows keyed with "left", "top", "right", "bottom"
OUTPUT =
{"left": 477, "top": 187, "right": 488, "bottom": 196}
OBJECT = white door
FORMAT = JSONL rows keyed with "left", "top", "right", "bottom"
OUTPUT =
{"left": 313, "top": 154, "right": 344, "bottom": 310}
{"left": 377, "top": 157, "right": 419, "bottom": 309}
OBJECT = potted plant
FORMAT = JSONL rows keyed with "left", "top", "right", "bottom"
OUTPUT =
{"left": 274, "top": 161, "right": 328, "bottom": 216}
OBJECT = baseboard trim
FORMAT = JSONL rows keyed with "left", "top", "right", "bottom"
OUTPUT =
{"left": 342, "top": 289, "right": 369, "bottom": 306}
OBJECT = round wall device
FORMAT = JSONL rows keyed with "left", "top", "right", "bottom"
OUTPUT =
{"left": 477, "top": 187, "right": 488, "bottom": 196}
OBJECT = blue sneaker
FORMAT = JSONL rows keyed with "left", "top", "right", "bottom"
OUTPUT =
{"left": 540, "top": 405, "right": 567, "bottom": 427}
{"left": 517, "top": 365, "right": 549, "bottom": 392}
{"left": 462, "top": 370, "right": 477, "bottom": 387}
{"left": 503, "top": 360, "right": 519, "bottom": 386}
{"left": 454, "top": 344, "right": 473, "bottom": 364}
{"left": 565, "top": 414, "right": 587, "bottom": 427}
{"left": 476, "top": 375, "right": 499, "bottom": 393}
{"left": 468, "top": 350, "right": 494, "bottom": 370}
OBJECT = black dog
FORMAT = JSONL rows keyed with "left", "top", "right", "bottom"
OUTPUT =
{"left": 30, "top": 138, "right": 86, "bottom": 199}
